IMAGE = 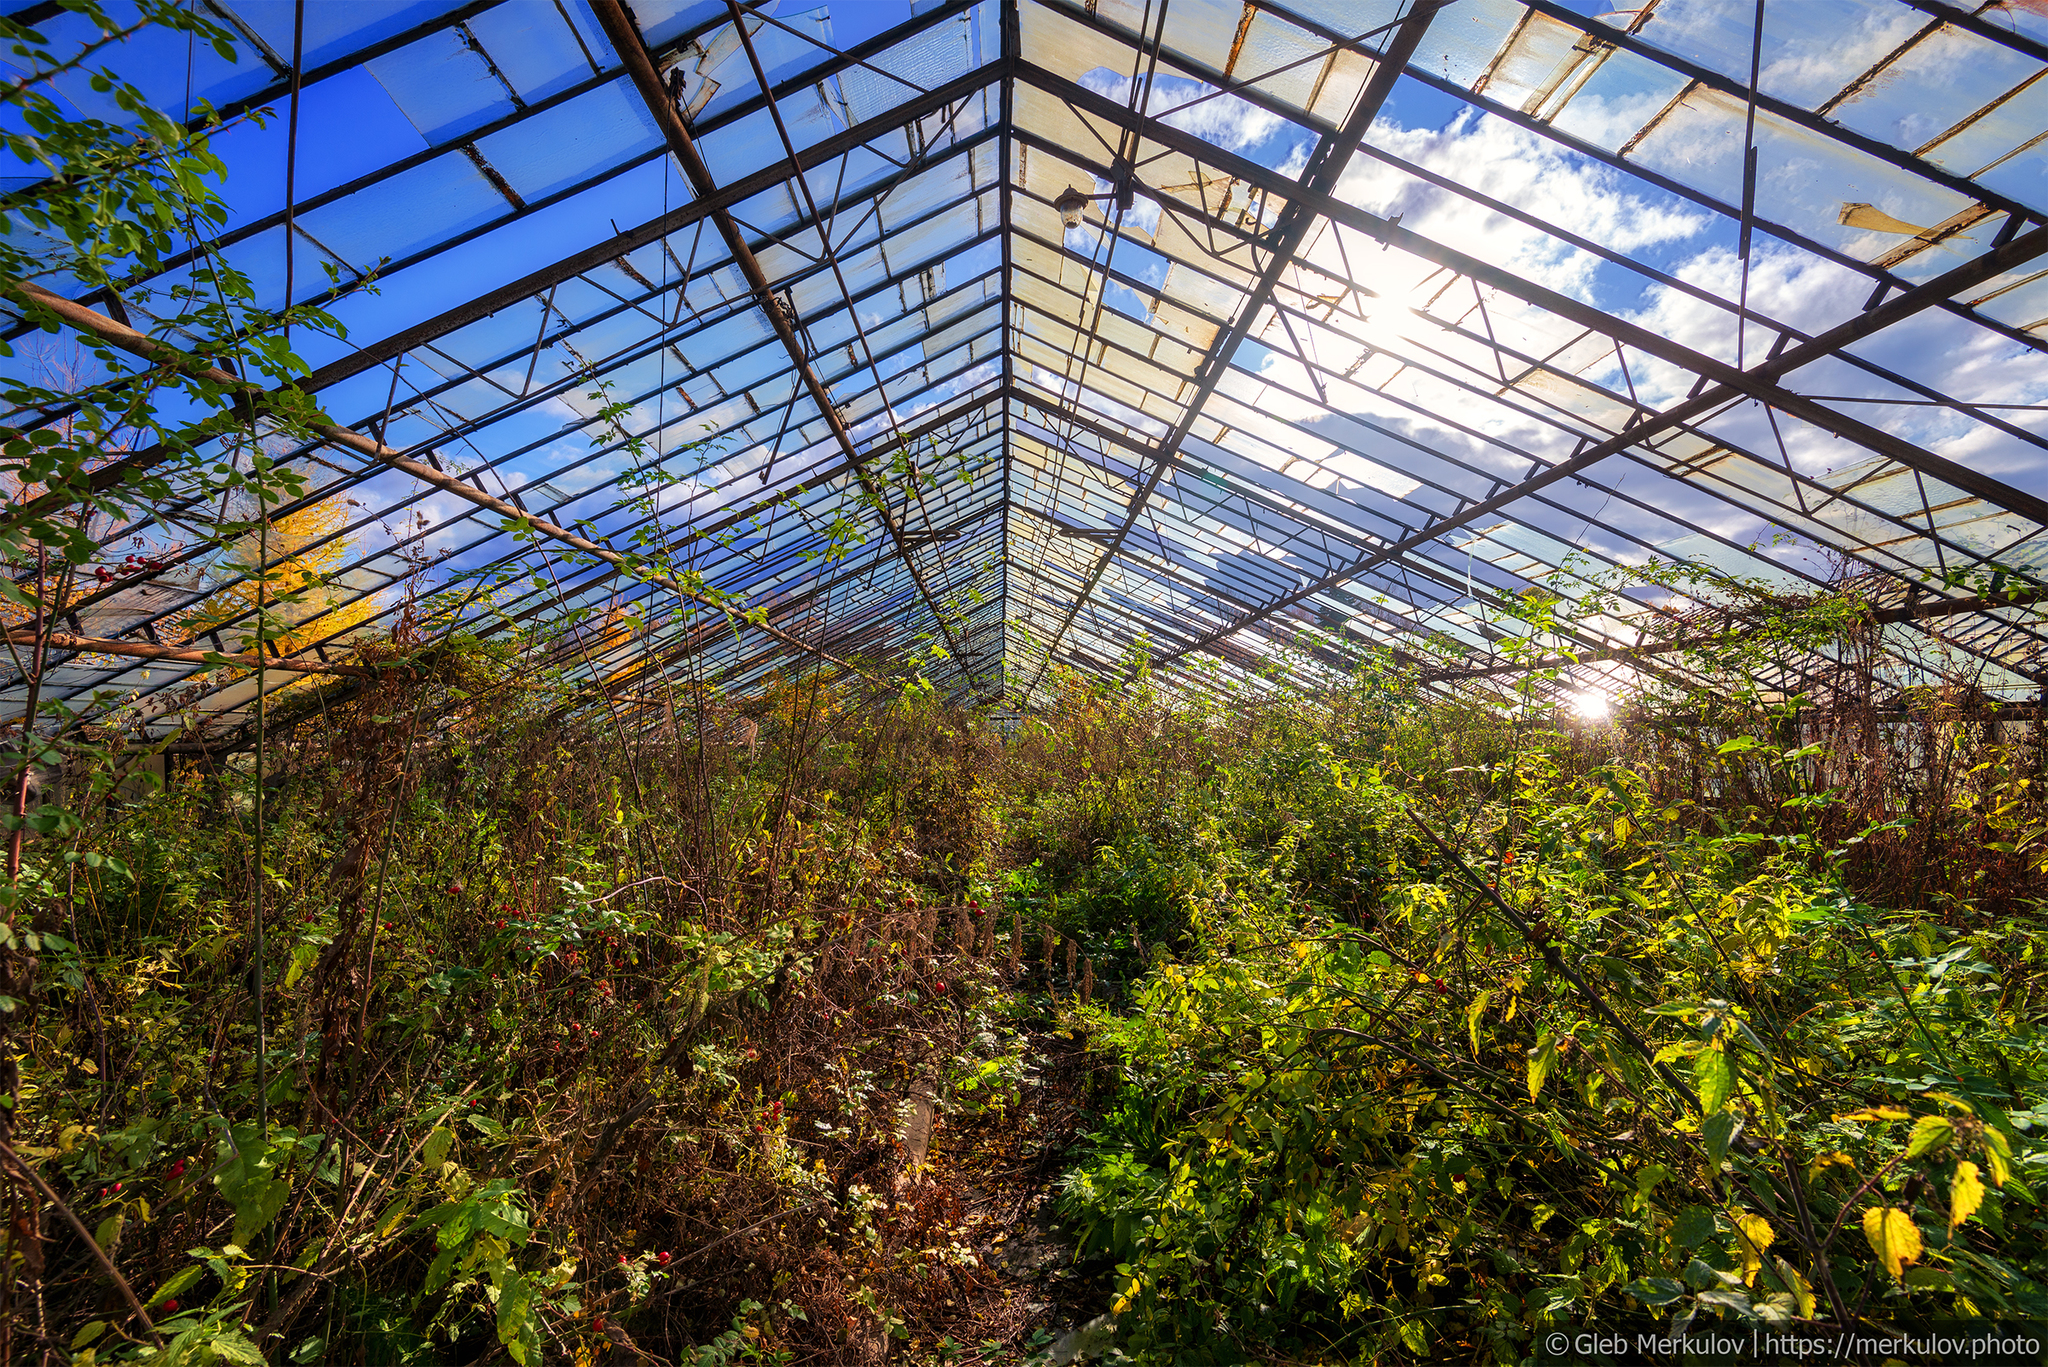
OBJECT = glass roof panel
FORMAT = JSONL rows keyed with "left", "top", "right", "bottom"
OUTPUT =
{"left": 2, "top": 0, "right": 2042, "bottom": 735}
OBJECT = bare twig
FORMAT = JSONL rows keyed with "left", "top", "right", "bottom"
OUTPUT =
{"left": 0, "top": 1137, "right": 163, "bottom": 1347}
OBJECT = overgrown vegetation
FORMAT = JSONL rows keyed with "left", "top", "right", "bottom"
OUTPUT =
{"left": 6, "top": 626, "right": 2048, "bottom": 1365}
{"left": 5, "top": 7, "right": 2048, "bottom": 1366}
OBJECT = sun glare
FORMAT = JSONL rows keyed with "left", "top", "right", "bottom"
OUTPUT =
{"left": 1572, "top": 690, "right": 1611, "bottom": 721}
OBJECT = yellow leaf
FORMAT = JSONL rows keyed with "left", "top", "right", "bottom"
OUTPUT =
{"left": 1836, "top": 1106, "right": 1910, "bottom": 1123}
{"left": 1527, "top": 1032, "right": 1557, "bottom": 1100}
{"left": 1733, "top": 1212, "right": 1774, "bottom": 1285}
{"left": 1984, "top": 1128, "right": 2013, "bottom": 1187}
{"left": 1808, "top": 1151, "right": 1855, "bottom": 1181}
{"left": 1466, "top": 990, "right": 1490, "bottom": 1060}
{"left": 1775, "top": 1258, "right": 1815, "bottom": 1319}
{"left": 1862, "top": 1206, "right": 1923, "bottom": 1279}
{"left": 1951, "top": 1161, "right": 1985, "bottom": 1229}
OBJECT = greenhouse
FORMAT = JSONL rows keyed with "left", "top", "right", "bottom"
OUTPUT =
{"left": 0, "top": 0, "right": 2044, "bottom": 1360}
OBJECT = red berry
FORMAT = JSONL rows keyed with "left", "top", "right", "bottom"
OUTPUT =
{"left": 657, "top": 1251, "right": 670, "bottom": 1265}
{"left": 162, "top": 1299, "right": 178, "bottom": 1313}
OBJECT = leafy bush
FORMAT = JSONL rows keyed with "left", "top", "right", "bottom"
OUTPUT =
{"left": 1054, "top": 695, "right": 2048, "bottom": 1363}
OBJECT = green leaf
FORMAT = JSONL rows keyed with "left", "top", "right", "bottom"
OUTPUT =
{"left": 149, "top": 1263, "right": 205, "bottom": 1307}
{"left": 1695, "top": 1289, "right": 1759, "bottom": 1320}
{"left": 1693, "top": 1047, "right": 1733, "bottom": 1114}
{"left": 1703, "top": 1110, "right": 1739, "bottom": 1168}
{"left": 229, "top": 1176, "right": 288, "bottom": 1248}
{"left": 496, "top": 1267, "right": 534, "bottom": 1363}
{"left": 1625, "top": 1276, "right": 1685, "bottom": 1306}
{"left": 422, "top": 1125, "right": 454, "bottom": 1168}
{"left": 1670, "top": 1206, "right": 1716, "bottom": 1250}
{"left": 284, "top": 941, "right": 319, "bottom": 989}
{"left": 209, "top": 1330, "right": 268, "bottom": 1365}
{"left": 419, "top": 1240, "right": 462, "bottom": 1300}
{"left": 1396, "top": 1317, "right": 1429, "bottom": 1355}
{"left": 216, "top": 1141, "right": 289, "bottom": 1248}
{"left": 1905, "top": 1114, "right": 1954, "bottom": 1160}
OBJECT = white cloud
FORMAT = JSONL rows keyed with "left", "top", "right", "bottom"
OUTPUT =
{"left": 1079, "top": 72, "right": 1285, "bottom": 154}
{"left": 1341, "top": 110, "right": 1709, "bottom": 301}
{"left": 1619, "top": 242, "right": 2048, "bottom": 501}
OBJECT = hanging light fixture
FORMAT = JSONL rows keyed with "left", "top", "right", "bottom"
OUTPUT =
{"left": 1054, "top": 162, "right": 1136, "bottom": 229}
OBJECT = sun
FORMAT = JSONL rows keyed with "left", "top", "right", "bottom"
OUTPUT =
{"left": 1571, "top": 690, "right": 1611, "bottom": 721}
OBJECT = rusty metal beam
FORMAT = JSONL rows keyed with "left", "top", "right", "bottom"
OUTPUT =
{"left": 1893, "top": 0, "right": 2048, "bottom": 64}
{"left": 1517, "top": 0, "right": 2038, "bottom": 227}
{"left": 1018, "top": 0, "right": 1449, "bottom": 701}
{"left": 589, "top": 0, "right": 975, "bottom": 675}
{"left": 8, "top": 284, "right": 883, "bottom": 686}
{"left": 5, "top": 631, "right": 377, "bottom": 678}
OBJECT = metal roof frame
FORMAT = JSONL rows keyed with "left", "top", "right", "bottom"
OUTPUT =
{"left": 3, "top": 0, "right": 2045, "bottom": 737}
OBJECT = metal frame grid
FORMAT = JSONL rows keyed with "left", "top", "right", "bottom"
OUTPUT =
{"left": 3, "top": 0, "right": 2045, "bottom": 737}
